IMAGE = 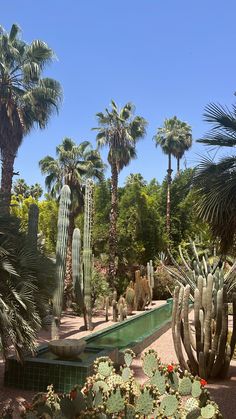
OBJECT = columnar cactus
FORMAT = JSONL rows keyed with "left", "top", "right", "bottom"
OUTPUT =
{"left": 134, "top": 270, "right": 152, "bottom": 310}
{"left": 53, "top": 185, "right": 71, "bottom": 325}
{"left": 147, "top": 259, "right": 155, "bottom": 300}
{"left": 125, "top": 282, "right": 135, "bottom": 314}
{"left": 72, "top": 228, "right": 87, "bottom": 329}
{"left": 172, "top": 276, "right": 236, "bottom": 379}
{"left": 83, "top": 179, "right": 94, "bottom": 331}
{"left": 112, "top": 291, "right": 118, "bottom": 322}
{"left": 28, "top": 203, "right": 39, "bottom": 250}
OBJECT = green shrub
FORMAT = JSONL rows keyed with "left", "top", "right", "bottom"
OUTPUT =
{"left": 153, "top": 266, "right": 175, "bottom": 300}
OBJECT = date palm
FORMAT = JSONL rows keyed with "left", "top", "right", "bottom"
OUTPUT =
{"left": 153, "top": 116, "right": 191, "bottom": 236}
{"left": 39, "top": 138, "right": 104, "bottom": 293}
{"left": 194, "top": 103, "right": 236, "bottom": 253}
{"left": 0, "top": 24, "right": 62, "bottom": 209}
{"left": 93, "top": 100, "right": 147, "bottom": 285}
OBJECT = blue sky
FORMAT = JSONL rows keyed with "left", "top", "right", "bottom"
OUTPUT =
{"left": 1, "top": 0, "right": 236, "bottom": 187}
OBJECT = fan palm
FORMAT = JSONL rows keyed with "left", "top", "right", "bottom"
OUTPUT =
{"left": 194, "top": 103, "right": 236, "bottom": 253}
{"left": 153, "top": 116, "right": 191, "bottom": 236}
{"left": 93, "top": 100, "right": 147, "bottom": 285}
{"left": 39, "top": 138, "right": 104, "bottom": 291}
{"left": 0, "top": 211, "right": 55, "bottom": 361}
{"left": 172, "top": 119, "right": 192, "bottom": 174}
{"left": 0, "top": 24, "right": 62, "bottom": 209}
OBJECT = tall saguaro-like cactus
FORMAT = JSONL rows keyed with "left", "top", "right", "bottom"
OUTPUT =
{"left": 83, "top": 179, "right": 94, "bottom": 331}
{"left": 53, "top": 185, "right": 71, "bottom": 326}
{"left": 72, "top": 228, "right": 87, "bottom": 329}
{"left": 28, "top": 203, "right": 39, "bottom": 250}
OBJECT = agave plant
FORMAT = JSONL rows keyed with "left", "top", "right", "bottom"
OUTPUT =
{"left": 162, "top": 241, "right": 236, "bottom": 299}
{"left": 0, "top": 211, "right": 55, "bottom": 361}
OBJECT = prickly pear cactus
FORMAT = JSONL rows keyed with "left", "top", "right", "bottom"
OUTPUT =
{"left": 94, "top": 357, "right": 114, "bottom": 378}
{"left": 191, "top": 380, "right": 202, "bottom": 398}
{"left": 184, "top": 397, "right": 200, "bottom": 412}
{"left": 135, "top": 388, "right": 156, "bottom": 416}
{"left": 149, "top": 370, "right": 166, "bottom": 395}
{"left": 121, "top": 366, "right": 132, "bottom": 382}
{"left": 178, "top": 376, "right": 192, "bottom": 395}
{"left": 142, "top": 349, "right": 159, "bottom": 377}
{"left": 124, "top": 348, "right": 135, "bottom": 367}
{"left": 201, "top": 403, "right": 217, "bottom": 418}
{"left": 22, "top": 351, "right": 222, "bottom": 419}
{"left": 160, "top": 394, "right": 179, "bottom": 417}
{"left": 106, "top": 388, "right": 125, "bottom": 414}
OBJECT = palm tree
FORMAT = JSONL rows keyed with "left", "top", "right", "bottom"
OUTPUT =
{"left": 93, "top": 100, "right": 147, "bottom": 285}
{"left": 12, "top": 178, "right": 29, "bottom": 197}
{"left": 39, "top": 138, "right": 104, "bottom": 293}
{"left": 0, "top": 24, "right": 62, "bottom": 209}
{"left": 0, "top": 210, "right": 55, "bottom": 361}
{"left": 194, "top": 103, "right": 236, "bottom": 253}
{"left": 172, "top": 119, "right": 192, "bottom": 174}
{"left": 153, "top": 116, "right": 191, "bottom": 236}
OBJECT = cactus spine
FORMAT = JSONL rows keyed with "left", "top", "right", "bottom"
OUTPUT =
{"left": 28, "top": 203, "right": 39, "bottom": 250}
{"left": 53, "top": 185, "right": 71, "bottom": 329}
{"left": 72, "top": 228, "right": 88, "bottom": 330}
{"left": 83, "top": 179, "right": 93, "bottom": 331}
{"left": 172, "top": 273, "right": 236, "bottom": 379}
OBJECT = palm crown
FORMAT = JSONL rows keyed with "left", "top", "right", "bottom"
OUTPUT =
{"left": 0, "top": 24, "right": 62, "bottom": 148}
{"left": 0, "top": 24, "right": 62, "bottom": 208}
{"left": 39, "top": 138, "right": 104, "bottom": 205}
{"left": 94, "top": 100, "right": 147, "bottom": 171}
{"left": 154, "top": 116, "right": 192, "bottom": 161}
{"left": 194, "top": 102, "right": 236, "bottom": 252}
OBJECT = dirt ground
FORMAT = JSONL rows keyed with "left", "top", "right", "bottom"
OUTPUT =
{"left": 0, "top": 301, "right": 235, "bottom": 418}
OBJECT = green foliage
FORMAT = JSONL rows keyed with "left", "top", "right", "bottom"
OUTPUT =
{"left": 117, "top": 174, "right": 165, "bottom": 265}
{"left": 194, "top": 102, "right": 236, "bottom": 253}
{"left": 91, "top": 268, "right": 111, "bottom": 309}
{"left": 20, "top": 349, "right": 222, "bottom": 418}
{"left": 0, "top": 212, "right": 55, "bottom": 361}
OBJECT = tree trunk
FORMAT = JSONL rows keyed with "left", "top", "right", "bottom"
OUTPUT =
{"left": 177, "top": 157, "right": 180, "bottom": 175}
{"left": 109, "top": 162, "right": 118, "bottom": 288}
{"left": 166, "top": 153, "right": 173, "bottom": 237}
{"left": 0, "top": 149, "right": 16, "bottom": 212}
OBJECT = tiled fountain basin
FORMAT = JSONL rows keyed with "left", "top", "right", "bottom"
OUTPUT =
{"left": 4, "top": 299, "right": 173, "bottom": 392}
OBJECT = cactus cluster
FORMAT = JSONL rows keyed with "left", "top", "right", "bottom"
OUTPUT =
{"left": 21, "top": 349, "right": 222, "bottom": 418}
{"left": 163, "top": 240, "right": 236, "bottom": 298}
{"left": 133, "top": 270, "right": 152, "bottom": 311}
{"left": 172, "top": 276, "right": 236, "bottom": 379}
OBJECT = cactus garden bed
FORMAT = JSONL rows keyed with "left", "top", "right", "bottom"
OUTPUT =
{"left": 4, "top": 300, "right": 173, "bottom": 393}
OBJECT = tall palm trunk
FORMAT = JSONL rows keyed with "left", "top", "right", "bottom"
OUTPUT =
{"left": 109, "top": 161, "right": 118, "bottom": 287}
{"left": 0, "top": 149, "right": 16, "bottom": 211}
{"left": 166, "top": 153, "right": 172, "bottom": 236}
{"left": 177, "top": 157, "right": 180, "bottom": 175}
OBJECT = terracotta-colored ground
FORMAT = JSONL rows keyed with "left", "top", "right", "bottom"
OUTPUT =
{"left": 0, "top": 301, "right": 235, "bottom": 418}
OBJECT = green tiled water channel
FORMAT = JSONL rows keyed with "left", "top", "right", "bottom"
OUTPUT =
{"left": 4, "top": 299, "right": 173, "bottom": 392}
{"left": 86, "top": 299, "right": 173, "bottom": 350}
